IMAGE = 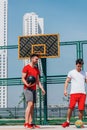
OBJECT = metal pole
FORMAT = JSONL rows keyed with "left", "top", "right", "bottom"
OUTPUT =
{"left": 76, "top": 42, "right": 80, "bottom": 59}
{"left": 39, "top": 88, "right": 42, "bottom": 124}
{"left": 41, "top": 58, "right": 48, "bottom": 125}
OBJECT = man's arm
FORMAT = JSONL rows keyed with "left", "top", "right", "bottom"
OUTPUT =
{"left": 85, "top": 79, "right": 87, "bottom": 83}
{"left": 22, "top": 72, "right": 33, "bottom": 87}
{"left": 64, "top": 77, "right": 71, "bottom": 96}
{"left": 36, "top": 76, "right": 45, "bottom": 95}
{"left": 85, "top": 72, "right": 87, "bottom": 83}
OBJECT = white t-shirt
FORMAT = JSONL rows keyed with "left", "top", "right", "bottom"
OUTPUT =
{"left": 68, "top": 69, "right": 87, "bottom": 94}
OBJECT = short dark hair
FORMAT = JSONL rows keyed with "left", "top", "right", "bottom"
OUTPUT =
{"left": 30, "top": 54, "right": 39, "bottom": 59}
{"left": 76, "top": 58, "right": 84, "bottom": 65}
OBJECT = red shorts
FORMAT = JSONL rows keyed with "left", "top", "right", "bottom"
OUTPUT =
{"left": 69, "top": 93, "right": 86, "bottom": 110}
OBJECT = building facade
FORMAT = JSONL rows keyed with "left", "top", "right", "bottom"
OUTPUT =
{"left": 0, "top": 0, "right": 8, "bottom": 108}
{"left": 23, "top": 12, "right": 44, "bottom": 65}
{"left": 23, "top": 12, "right": 44, "bottom": 36}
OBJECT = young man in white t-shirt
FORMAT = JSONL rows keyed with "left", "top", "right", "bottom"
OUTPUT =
{"left": 62, "top": 59, "right": 87, "bottom": 128}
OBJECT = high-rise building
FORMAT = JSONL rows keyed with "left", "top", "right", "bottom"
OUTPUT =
{"left": 23, "top": 12, "right": 44, "bottom": 35}
{"left": 0, "top": 0, "right": 8, "bottom": 108}
{"left": 23, "top": 12, "right": 44, "bottom": 65}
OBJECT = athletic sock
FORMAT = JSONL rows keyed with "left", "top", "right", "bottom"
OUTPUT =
{"left": 67, "top": 119, "right": 70, "bottom": 123}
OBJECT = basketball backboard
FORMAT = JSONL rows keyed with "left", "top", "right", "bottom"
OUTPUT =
{"left": 18, "top": 34, "right": 60, "bottom": 59}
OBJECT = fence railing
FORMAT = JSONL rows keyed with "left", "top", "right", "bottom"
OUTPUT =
{"left": 0, "top": 106, "right": 87, "bottom": 119}
{"left": 0, "top": 75, "right": 67, "bottom": 86}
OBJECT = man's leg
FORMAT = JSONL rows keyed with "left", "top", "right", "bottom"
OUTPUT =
{"left": 25, "top": 101, "right": 34, "bottom": 123}
{"left": 62, "top": 108, "right": 73, "bottom": 127}
{"left": 78, "top": 94, "right": 86, "bottom": 120}
{"left": 66, "top": 108, "right": 73, "bottom": 122}
{"left": 24, "top": 101, "right": 34, "bottom": 128}
{"left": 62, "top": 94, "right": 76, "bottom": 127}
{"left": 29, "top": 90, "right": 36, "bottom": 124}
{"left": 24, "top": 89, "right": 35, "bottom": 128}
{"left": 24, "top": 102, "right": 33, "bottom": 128}
{"left": 78, "top": 110, "right": 84, "bottom": 120}
{"left": 29, "top": 102, "right": 34, "bottom": 124}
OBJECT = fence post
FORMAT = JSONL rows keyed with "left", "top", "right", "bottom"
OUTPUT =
{"left": 41, "top": 58, "right": 48, "bottom": 125}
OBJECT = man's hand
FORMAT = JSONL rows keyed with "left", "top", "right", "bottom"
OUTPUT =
{"left": 64, "top": 77, "right": 71, "bottom": 96}
{"left": 64, "top": 90, "right": 68, "bottom": 96}
{"left": 26, "top": 83, "right": 36, "bottom": 88}
{"left": 41, "top": 89, "right": 46, "bottom": 95}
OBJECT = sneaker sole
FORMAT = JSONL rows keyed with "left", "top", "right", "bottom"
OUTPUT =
{"left": 62, "top": 125, "right": 69, "bottom": 128}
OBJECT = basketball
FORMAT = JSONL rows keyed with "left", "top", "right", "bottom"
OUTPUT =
{"left": 26, "top": 76, "right": 36, "bottom": 84}
{"left": 75, "top": 120, "right": 83, "bottom": 128}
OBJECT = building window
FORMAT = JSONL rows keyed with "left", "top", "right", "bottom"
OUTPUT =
{"left": 3, "top": 105, "right": 5, "bottom": 108}
{"left": 3, "top": 96, "right": 5, "bottom": 98}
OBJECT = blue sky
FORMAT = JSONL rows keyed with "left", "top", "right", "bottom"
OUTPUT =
{"left": 7, "top": 0, "right": 87, "bottom": 107}
{"left": 8, "top": 0, "right": 87, "bottom": 45}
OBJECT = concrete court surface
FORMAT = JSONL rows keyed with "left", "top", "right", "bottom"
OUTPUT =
{"left": 0, "top": 125, "right": 87, "bottom": 130}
